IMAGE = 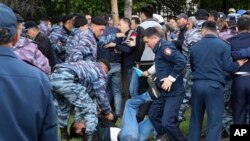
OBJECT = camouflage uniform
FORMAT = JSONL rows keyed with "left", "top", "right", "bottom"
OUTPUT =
{"left": 38, "top": 21, "right": 51, "bottom": 36}
{"left": 222, "top": 77, "right": 233, "bottom": 134}
{"left": 178, "top": 20, "right": 205, "bottom": 121}
{"left": 13, "top": 36, "right": 51, "bottom": 75}
{"left": 50, "top": 61, "right": 112, "bottom": 134}
{"left": 65, "top": 29, "right": 97, "bottom": 62}
{"left": 48, "top": 26, "right": 72, "bottom": 64}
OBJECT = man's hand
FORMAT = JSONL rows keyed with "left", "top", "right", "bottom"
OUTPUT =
{"left": 237, "top": 59, "right": 248, "bottom": 66}
{"left": 160, "top": 77, "right": 173, "bottom": 92}
{"left": 142, "top": 71, "right": 149, "bottom": 77}
{"left": 105, "top": 112, "right": 114, "bottom": 121}
{"left": 116, "top": 33, "right": 126, "bottom": 38}
{"left": 104, "top": 42, "right": 116, "bottom": 48}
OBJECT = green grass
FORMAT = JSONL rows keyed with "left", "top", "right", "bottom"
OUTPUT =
{"left": 59, "top": 108, "right": 207, "bottom": 141}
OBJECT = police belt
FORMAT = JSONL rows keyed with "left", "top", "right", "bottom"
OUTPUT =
{"left": 234, "top": 72, "right": 250, "bottom": 77}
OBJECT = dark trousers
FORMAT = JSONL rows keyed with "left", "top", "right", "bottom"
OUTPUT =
{"left": 232, "top": 76, "right": 250, "bottom": 124}
{"left": 148, "top": 88, "right": 186, "bottom": 141}
{"left": 188, "top": 80, "right": 224, "bottom": 141}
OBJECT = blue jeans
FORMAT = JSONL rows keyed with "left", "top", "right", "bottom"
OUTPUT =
{"left": 119, "top": 92, "right": 154, "bottom": 141}
{"left": 129, "top": 69, "right": 139, "bottom": 98}
{"left": 107, "top": 63, "right": 122, "bottom": 116}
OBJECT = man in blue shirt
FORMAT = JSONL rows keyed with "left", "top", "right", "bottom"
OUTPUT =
{"left": 228, "top": 16, "right": 250, "bottom": 125}
{"left": 0, "top": 3, "right": 58, "bottom": 141}
{"left": 143, "top": 27, "right": 187, "bottom": 141}
{"left": 189, "top": 21, "right": 247, "bottom": 141}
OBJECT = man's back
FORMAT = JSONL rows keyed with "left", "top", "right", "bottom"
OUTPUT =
{"left": 191, "top": 34, "right": 238, "bottom": 84}
{"left": 0, "top": 47, "right": 58, "bottom": 141}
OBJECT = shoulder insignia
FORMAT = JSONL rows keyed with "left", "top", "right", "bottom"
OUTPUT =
{"left": 164, "top": 47, "right": 172, "bottom": 56}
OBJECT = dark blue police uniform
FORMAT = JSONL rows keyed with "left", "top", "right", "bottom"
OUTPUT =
{"left": 228, "top": 32, "right": 250, "bottom": 124}
{"left": 189, "top": 34, "right": 239, "bottom": 141}
{"left": 148, "top": 39, "right": 186, "bottom": 141}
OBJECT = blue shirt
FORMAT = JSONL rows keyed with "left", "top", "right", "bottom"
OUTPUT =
{"left": 191, "top": 34, "right": 239, "bottom": 84}
{"left": 153, "top": 39, "right": 186, "bottom": 94}
{"left": 0, "top": 46, "right": 58, "bottom": 141}
{"left": 97, "top": 26, "right": 121, "bottom": 63}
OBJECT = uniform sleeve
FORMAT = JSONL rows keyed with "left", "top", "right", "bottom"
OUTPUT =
{"left": 38, "top": 79, "right": 59, "bottom": 141}
{"left": 92, "top": 77, "right": 112, "bottom": 115}
{"left": 223, "top": 44, "right": 239, "bottom": 73}
{"left": 34, "top": 48, "right": 51, "bottom": 75}
{"left": 161, "top": 45, "right": 186, "bottom": 79}
{"left": 50, "top": 68, "right": 89, "bottom": 108}
{"left": 231, "top": 47, "right": 250, "bottom": 59}
{"left": 48, "top": 31, "right": 65, "bottom": 54}
{"left": 67, "top": 35, "right": 96, "bottom": 62}
{"left": 99, "top": 33, "right": 117, "bottom": 45}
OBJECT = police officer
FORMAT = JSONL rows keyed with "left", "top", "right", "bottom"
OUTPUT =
{"left": 189, "top": 21, "right": 247, "bottom": 141}
{"left": 48, "top": 14, "right": 74, "bottom": 64}
{"left": 50, "top": 59, "right": 114, "bottom": 141}
{"left": 65, "top": 16, "right": 107, "bottom": 62}
{"left": 143, "top": 27, "right": 187, "bottom": 141}
{"left": 0, "top": 3, "right": 58, "bottom": 140}
{"left": 178, "top": 9, "right": 209, "bottom": 122}
{"left": 14, "top": 14, "right": 51, "bottom": 75}
{"left": 24, "top": 21, "right": 55, "bottom": 68}
{"left": 228, "top": 16, "right": 250, "bottom": 124}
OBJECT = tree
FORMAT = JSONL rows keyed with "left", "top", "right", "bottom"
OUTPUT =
{"left": 111, "top": 0, "right": 119, "bottom": 27}
{"left": 124, "top": 0, "right": 133, "bottom": 19}
{"left": 0, "top": 0, "right": 46, "bottom": 20}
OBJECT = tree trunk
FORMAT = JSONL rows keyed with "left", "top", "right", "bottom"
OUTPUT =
{"left": 111, "top": 0, "right": 119, "bottom": 27}
{"left": 124, "top": 0, "right": 132, "bottom": 19}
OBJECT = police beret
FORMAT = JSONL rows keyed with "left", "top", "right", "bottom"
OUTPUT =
{"left": 91, "top": 16, "right": 107, "bottom": 26}
{"left": 74, "top": 14, "right": 88, "bottom": 27}
{"left": 194, "top": 9, "right": 209, "bottom": 19}
{"left": 24, "top": 21, "right": 38, "bottom": 30}
{"left": 15, "top": 13, "right": 24, "bottom": 23}
{"left": 0, "top": 3, "right": 17, "bottom": 38}
{"left": 62, "top": 14, "right": 74, "bottom": 23}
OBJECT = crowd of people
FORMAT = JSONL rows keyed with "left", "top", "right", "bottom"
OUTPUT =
{"left": 0, "top": 2, "right": 250, "bottom": 141}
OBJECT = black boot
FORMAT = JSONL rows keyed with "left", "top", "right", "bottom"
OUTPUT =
{"left": 84, "top": 132, "right": 99, "bottom": 141}
{"left": 60, "top": 127, "right": 70, "bottom": 141}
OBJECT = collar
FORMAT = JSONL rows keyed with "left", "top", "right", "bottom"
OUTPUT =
{"left": 89, "top": 28, "right": 98, "bottom": 41}
{"left": 152, "top": 39, "right": 162, "bottom": 53}
{"left": 204, "top": 34, "right": 218, "bottom": 38}
{"left": 0, "top": 46, "right": 18, "bottom": 58}
{"left": 34, "top": 32, "right": 41, "bottom": 41}
{"left": 63, "top": 25, "right": 71, "bottom": 35}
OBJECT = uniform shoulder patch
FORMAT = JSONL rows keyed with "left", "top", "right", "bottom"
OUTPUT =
{"left": 164, "top": 47, "right": 172, "bottom": 56}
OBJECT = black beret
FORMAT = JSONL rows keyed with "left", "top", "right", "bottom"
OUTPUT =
{"left": 91, "top": 16, "right": 107, "bottom": 26}
{"left": 62, "top": 14, "right": 74, "bottom": 23}
{"left": 24, "top": 21, "right": 37, "bottom": 30}
{"left": 194, "top": 9, "right": 209, "bottom": 19}
{"left": 15, "top": 13, "right": 24, "bottom": 23}
{"left": 74, "top": 16, "right": 88, "bottom": 27}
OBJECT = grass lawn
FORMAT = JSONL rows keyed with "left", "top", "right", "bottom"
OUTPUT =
{"left": 59, "top": 108, "right": 208, "bottom": 141}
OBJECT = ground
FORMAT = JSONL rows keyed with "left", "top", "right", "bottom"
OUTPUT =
{"left": 59, "top": 108, "right": 230, "bottom": 141}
